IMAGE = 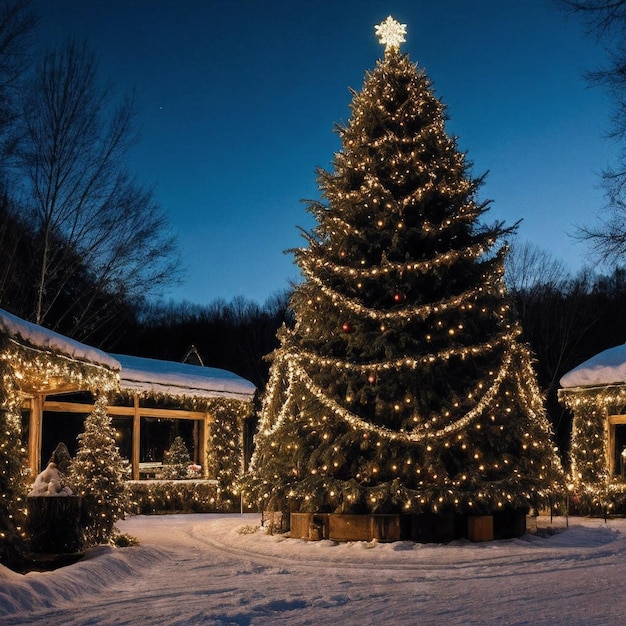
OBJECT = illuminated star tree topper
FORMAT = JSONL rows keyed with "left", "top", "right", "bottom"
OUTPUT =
{"left": 375, "top": 16, "right": 407, "bottom": 51}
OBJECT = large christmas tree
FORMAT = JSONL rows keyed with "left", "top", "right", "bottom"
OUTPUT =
{"left": 246, "top": 17, "right": 562, "bottom": 521}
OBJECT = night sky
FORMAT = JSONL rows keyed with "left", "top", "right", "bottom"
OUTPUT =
{"left": 33, "top": 0, "right": 615, "bottom": 305}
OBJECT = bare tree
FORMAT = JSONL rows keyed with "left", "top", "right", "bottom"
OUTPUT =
{"left": 0, "top": 0, "right": 36, "bottom": 149}
{"left": 14, "top": 39, "right": 181, "bottom": 341}
{"left": 0, "top": 0, "right": 36, "bottom": 308}
{"left": 505, "top": 238, "right": 571, "bottom": 294}
{"left": 560, "top": 1, "right": 626, "bottom": 262}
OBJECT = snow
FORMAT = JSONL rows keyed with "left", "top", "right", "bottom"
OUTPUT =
{"left": 0, "top": 307, "right": 120, "bottom": 370}
{"left": 560, "top": 342, "right": 626, "bottom": 388}
{"left": 111, "top": 353, "right": 256, "bottom": 400}
{"left": 2, "top": 514, "right": 626, "bottom": 624}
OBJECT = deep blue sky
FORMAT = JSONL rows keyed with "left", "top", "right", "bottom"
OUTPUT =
{"left": 33, "top": 0, "right": 616, "bottom": 305}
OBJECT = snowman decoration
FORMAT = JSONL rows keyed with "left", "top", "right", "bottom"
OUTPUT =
{"left": 29, "top": 461, "right": 73, "bottom": 496}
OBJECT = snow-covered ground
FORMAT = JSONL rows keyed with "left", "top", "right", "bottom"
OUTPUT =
{"left": 1, "top": 514, "right": 625, "bottom": 625}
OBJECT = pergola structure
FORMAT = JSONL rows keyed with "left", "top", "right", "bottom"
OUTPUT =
{"left": 0, "top": 308, "right": 255, "bottom": 484}
{"left": 560, "top": 343, "right": 626, "bottom": 492}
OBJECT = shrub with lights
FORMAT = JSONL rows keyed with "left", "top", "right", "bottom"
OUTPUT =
{"left": 559, "top": 386, "right": 626, "bottom": 515}
{"left": 0, "top": 340, "right": 29, "bottom": 568}
{"left": 205, "top": 398, "right": 248, "bottom": 496}
{"left": 70, "top": 395, "right": 129, "bottom": 547}
{"left": 127, "top": 481, "right": 236, "bottom": 514}
{"left": 244, "top": 18, "right": 563, "bottom": 526}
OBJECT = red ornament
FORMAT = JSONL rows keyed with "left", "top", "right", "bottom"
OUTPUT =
{"left": 367, "top": 373, "right": 376, "bottom": 384}
{"left": 393, "top": 292, "right": 405, "bottom": 303}
{"left": 342, "top": 322, "right": 353, "bottom": 333}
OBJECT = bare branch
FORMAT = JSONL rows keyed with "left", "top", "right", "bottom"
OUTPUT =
{"left": 13, "top": 38, "right": 182, "bottom": 340}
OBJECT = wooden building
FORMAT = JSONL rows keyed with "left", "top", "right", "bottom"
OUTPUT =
{"left": 0, "top": 308, "right": 255, "bottom": 485}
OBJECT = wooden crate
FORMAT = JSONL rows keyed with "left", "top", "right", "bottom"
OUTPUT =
{"left": 289, "top": 513, "right": 329, "bottom": 540}
{"left": 310, "top": 513, "right": 330, "bottom": 540}
{"left": 328, "top": 513, "right": 371, "bottom": 541}
{"left": 290, "top": 513, "right": 313, "bottom": 539}
{"left": 468, "top": 515, "right": 494, "bottom": 542}
{"left": 369, "top": 514, "right": 403, "bottom": 542}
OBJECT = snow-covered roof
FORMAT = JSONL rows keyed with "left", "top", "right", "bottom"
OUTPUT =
{"left": 560, "top": 343, "right": 626, "bottom": 389}
{"left": 0, "top": 308, "right": 255, "bottom": 400}
{"left": 111, "top": 353, "right": 256, "bottom": 401}
{"left": 0, "top": 307, "right": 120, "bottom": 370}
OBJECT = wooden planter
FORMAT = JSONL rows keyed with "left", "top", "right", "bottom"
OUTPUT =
{"left": 328, "top": 514, "right": 371, "bottom": 542}
{"left": 26, "top": 495, "right": 83, "bottom": 554}
{"left": 289, "top": 509, "right": 527, "bottom": 543}
{"left": 290, "top": 513, "right": 406, "bottom": 542}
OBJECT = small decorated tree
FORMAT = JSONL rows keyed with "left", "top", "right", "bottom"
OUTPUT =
{"left": 0, "top": 348, "right": 28, "bottom": 567}
{"left": 162, "top": 435, "right": 191, "bottom": 480}
{"left": 70, "top": 395, "right": 128, "bottom": 546}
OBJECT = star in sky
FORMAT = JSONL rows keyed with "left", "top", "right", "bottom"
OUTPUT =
{"left": 375, "top": 16, "right": 407, "bottom": 51}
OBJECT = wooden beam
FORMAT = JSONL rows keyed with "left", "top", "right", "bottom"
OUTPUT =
{"left": 43, "top": 400, "right": 206, "bottom": 420}
{"left": 200, "top": 415, "right": 207, "bottom": 479}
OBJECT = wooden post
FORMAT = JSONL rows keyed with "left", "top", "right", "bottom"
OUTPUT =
{"left": 198, "top": 413, "right": 209, "bottom": 480}
{"left": 28, "top": 394, "right": 44, "bottom": 477}
{"left": 132, "top": 394, "right": 140, "bottom": 480}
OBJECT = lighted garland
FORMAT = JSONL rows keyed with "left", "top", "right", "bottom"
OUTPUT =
{"left": 2, "top": 338, "right": 118, "bottom": 393}
{"left": 300, "top": 265, "right": 505, "bottom": 321}
{"left": 248, "top": 362, "right": 297, "bottom": 473}
{"left": 286, "top": 347, "right": 514, "bottom": 443}
{"left": 324, "top": 182, "right": 481, "bottom": 230}
{"left": 291, "top": 327, "right": 521, "bottom": 373}
{"left": 297, "top": 240, "right": 500, "bottom": 279}
{"left": 249, "top": 361, "right": 560, "bottom": 515}
{"left": 252, "top": 337, "right": 559, "bottom": 475}
{"left": 255, "top": 344, "right": 514, "bottom": 445}
{"left": 128, "top": 480, "right": 237, "bottom": 514}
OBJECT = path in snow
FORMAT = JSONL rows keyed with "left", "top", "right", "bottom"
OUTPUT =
{"left": 2, "top": 514, "right": 626, "bottom": 625}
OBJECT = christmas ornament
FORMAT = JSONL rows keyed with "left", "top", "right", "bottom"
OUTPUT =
{"left": 342, "top": 322, "right": 352, "bottom": 333}
{"left": 375, "top": 16, "right": 407, "bottom": 51}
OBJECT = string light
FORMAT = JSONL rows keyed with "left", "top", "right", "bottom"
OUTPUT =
{"left": 559, "top": 384, "right": 626, "bottom": 510}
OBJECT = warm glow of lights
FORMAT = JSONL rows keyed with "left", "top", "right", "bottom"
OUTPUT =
{"left": 242, "top": 20, "right": 565, "bottom": 521}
